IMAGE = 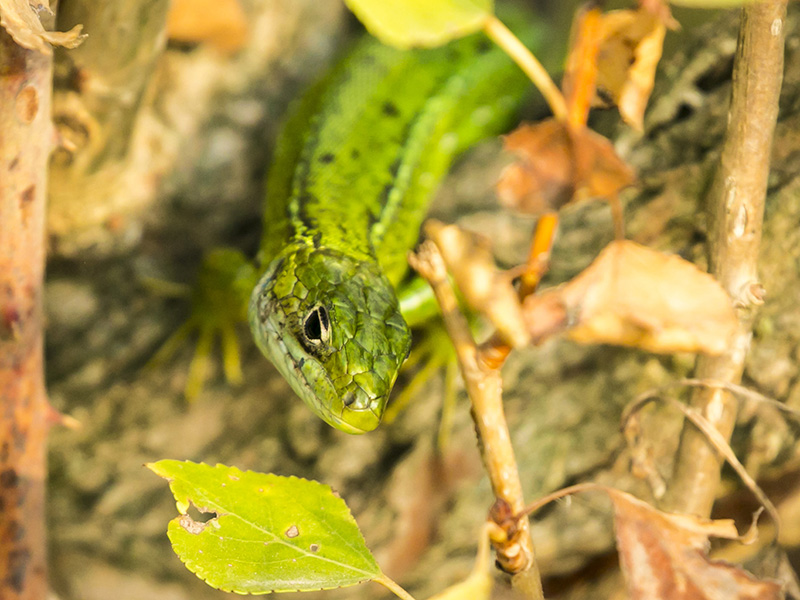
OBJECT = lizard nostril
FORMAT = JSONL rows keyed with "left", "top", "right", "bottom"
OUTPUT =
{"left": 343, "top": 392, "right": 356, "bottom": 407}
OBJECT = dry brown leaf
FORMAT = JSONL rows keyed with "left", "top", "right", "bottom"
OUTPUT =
{"left": 424, "top": 220, "right": 529, "bottom": 348}
{"left": 525, "top": 484, "right": 781, "bottom": 600}
{"left": 0, "top": 0, "right": 84, "bottom": 54}
{"left": 611, "top": 489, "right": 782, "bottom": 600}
{"left": 638, "top": 0, "right": 680, "bottom": 29}
{"left": 523, "top": 240, "right": 737, "bottom": 354}
{"left": 497, "top": 121, "right": 574, "bottom": 214}
{"left": 595, "top": 9, "right": 666, "bottom": 131}
{"left": 497, "top": 119, "right": 634, "bottom": 214}
{"left": 167, "top": 0, "right": 249, "bottom": 54}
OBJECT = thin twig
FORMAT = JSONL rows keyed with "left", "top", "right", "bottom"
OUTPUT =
{"left": 663, "top": 0, "right": 788, "bottom": 517}
{"left": 483, "top": 15, "right": 567, "bottom": 121}
{"left": 478, "top": 214, "right": 559, "bottom": 369}
{"left": 635, "top": 378, "right": 800, "bottom": 420}
{"left": 374, "top": 574, "right": 418, "bottom": 600}
{"left": 623, "top": 393, "right": 780, "bottom": 536}
{"left": 518, "top": 482, "right": 764, "bottom": 547}
{"left": 409, "top": 241, "right": 544, "bottom": 600}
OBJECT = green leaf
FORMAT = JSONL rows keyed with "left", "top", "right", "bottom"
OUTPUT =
{"left": 670, "top": 0, "right": 752, "bottom": 6}
{"left": 148, "top": 460, "right": 381, "bottom": 594}
{"left": 344, "top": 0, "right": 494, "bottom": 49}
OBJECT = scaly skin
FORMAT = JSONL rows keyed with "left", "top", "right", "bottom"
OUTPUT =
{"left": 247, "top": 23, "right": 540, "bottom": 433}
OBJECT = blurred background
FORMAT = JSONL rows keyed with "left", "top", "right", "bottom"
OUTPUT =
{"left": 42, "top": 1, "right": 800, "bottom": 599}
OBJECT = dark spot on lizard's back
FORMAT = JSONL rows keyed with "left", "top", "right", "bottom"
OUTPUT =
{"left": 351, "top": 148, "right": 360, "bottom": 160}
{"left": 358, "top": 52, "right": 376, "bottom": 67}
{"left": 476, "top": 38, "right": 491, "bottom": 54}
{"left": 319, "top": 152, "right": 335, "bottom": 164}
{"left": 382, "top": 101, "right": 399, "bottom": 117}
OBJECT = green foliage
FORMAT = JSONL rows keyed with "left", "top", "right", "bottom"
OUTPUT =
{"left": 670, "top": 0, "right": 751, "bottom": 6}
{"left": 343, "top": 0, "right": 494, "bottom": 49}
{"left": 148, "top": 460, "right": 381, "bottom": 594}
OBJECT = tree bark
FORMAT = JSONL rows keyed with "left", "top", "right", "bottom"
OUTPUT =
{"left": 0, "top": 26, "right": 52, "bottom": 600}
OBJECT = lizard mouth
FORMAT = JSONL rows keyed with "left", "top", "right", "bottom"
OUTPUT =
{"left": 250, "top": 293, "right": 378, "bottom": 435}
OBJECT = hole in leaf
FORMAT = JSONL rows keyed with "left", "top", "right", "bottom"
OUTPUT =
{"left": 186, "top": 503, "right": 216, "bottom": 524}
{"left": 179, "top": 503, "right": 218, "bottom": 535}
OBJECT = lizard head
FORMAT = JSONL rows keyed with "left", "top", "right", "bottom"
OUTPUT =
{"left": 249, "top": 245, "right": 411, "bottom": 434}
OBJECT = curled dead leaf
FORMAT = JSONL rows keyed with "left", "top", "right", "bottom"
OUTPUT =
{"left": 524, "top": 484, "right": 780, "bottom": 600}
{"left": 595, "top": 9, "right": 666, "bottom": 131}
{"left": 638, "top": 0, "right": 680, "bottom": 28}
{"left": 424, "top": 220, "right": 529, "bottom": 348}
{"left": 0, "top": 0, "right": 85, "bottom": 54}
{"left": 610, "top": 489, "right": 782, "bottom": 600}
{"left": 496, "top": 121, "right": 574, "bottom": 214}
{"left": 523, "top": 240, "right": 737, "bottom": 354}
{"left": 167, "top": 0, "right": 249, "bottom": 54}
{"left": 497, "top": 119, "right": 634, "bottom": 215}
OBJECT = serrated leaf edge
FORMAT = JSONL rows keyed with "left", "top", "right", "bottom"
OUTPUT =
{"left": 150, "top": 460, "right": 381, "bottom": 594}
{"left": 168, "top": 521, "right": 376, "bottom": 596}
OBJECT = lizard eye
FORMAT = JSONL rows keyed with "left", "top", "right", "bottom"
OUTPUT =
{"left": 303, "top": 305, "right": 330, "bottom": 346}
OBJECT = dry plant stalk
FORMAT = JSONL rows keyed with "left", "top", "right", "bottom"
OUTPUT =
{"left": 48, "top": 0, "right": 170, "bottom": 244}
{"left": 0, "top": 26, "right": 53, "bottom": 600}
{"left": 483, "top": 15, "right": 566, "bottom": 121}
{"left": 664, "top": 0, "right": 788, "bottom": 517}
{"left": 409, "top": 242, "right": 544, "bottom": 600}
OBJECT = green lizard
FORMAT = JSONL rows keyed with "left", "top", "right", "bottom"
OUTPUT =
{"left": 178, "top": 19, "right": 540, "bottom": 434}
